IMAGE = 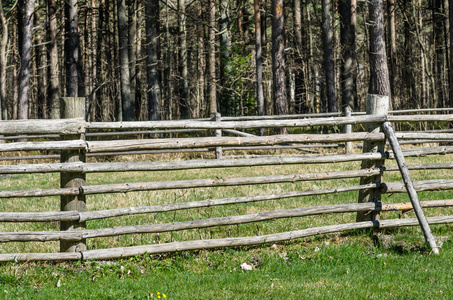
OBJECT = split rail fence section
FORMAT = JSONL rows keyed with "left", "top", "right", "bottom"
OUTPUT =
{"left": 0, "top": 111, "right": 452, "bottom": 261}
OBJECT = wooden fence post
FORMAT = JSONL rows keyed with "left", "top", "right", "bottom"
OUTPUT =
{"left": 215, "top": 113, "right": 223, "bottom": 159}
{"left": 60, "top": 97, "right": 87, "bottom": 252}
{"left": 344, "top": 106, "right": 352, "bottom": 154}
{"left": 356, "top": 94, "right": 388, "bottom": 222}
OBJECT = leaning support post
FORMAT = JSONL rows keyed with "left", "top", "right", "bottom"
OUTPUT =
{"left": 357, "top": 94, "right": 388, "bottom": 221}
{"left": 60, "top": 97, "right": 87, "bottom": 252}
{"left": 382, "top": 122, "right": 439, "bottom": 254}
{"left": 215, "top": 113, "right": 223, "bottom": 159}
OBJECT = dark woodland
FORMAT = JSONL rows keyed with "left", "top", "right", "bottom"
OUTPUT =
{"left": 0, "top": 0, "right": 452, "bottom": 122}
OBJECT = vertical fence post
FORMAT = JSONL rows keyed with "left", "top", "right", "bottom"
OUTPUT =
{"left": 215, "top": 113, "right": 223, "bottom": 159}
{"left": 344, "top": 106, "right": 352, "bottom": 154}
{"left": 60, "top": 97, "right": 87, "bottom": 252}
{"left": 356, "top": 94, "right": 388, "bottom": 222}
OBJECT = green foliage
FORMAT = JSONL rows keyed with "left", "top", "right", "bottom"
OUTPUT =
{"left": 220, "top": 45, "right": 256, "bottom": 117}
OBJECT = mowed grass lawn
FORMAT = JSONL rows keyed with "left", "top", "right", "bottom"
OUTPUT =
{"left": 0, "top": 151, "right": 452, "bottom": 299}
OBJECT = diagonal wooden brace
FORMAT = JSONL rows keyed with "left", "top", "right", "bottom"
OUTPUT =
{"left": 382, "top": 122, "right": 439, "bottom": 254}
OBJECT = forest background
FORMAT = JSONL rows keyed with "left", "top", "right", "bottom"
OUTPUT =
{"left": 0, "top": 0, "right": 452, "bottom": 123}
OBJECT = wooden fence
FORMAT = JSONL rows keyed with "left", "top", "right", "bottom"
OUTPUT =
{"left": 0, "top": 102, "right": 452, "bottom": 261}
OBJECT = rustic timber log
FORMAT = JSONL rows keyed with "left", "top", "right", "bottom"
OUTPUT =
{"left": 383, "top": 121, "right": 439, "bottom": 254}
{"left": 381, "top": 179, "right": 453, "bottom": 193}
{"left": 384, "top": 163, "right": 453, "bottom": 172}
{"left": 86, "top": 132, "right": 385, "bottom": 153}
{"left": 87, "top": 115, "right": 387, "bottom": 130}
{"left": 388, "top": 115, "right": 453, "bottom": 122}
{"left": 0, "top": 118, "right": 85, "bottom": 135}
{"left": 6, "top": 199, "right": 453, "bottom": 242}
{"left": 394, "top": 133, "right": 453, "bottom": 140}
{"left": 0, "top": 152, "right": 385, "bottom": 174}
{"left": 0, "top": 168, "right": 380, "bottom": 198}
{"left": 4, "top": 215, "right": 453, "bottom": 262}
{"left": 0, "top": 140, "right": 86, "bottom": 153}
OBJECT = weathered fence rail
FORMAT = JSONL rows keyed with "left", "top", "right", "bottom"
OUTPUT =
{"left": 0, "top": 106, "right": 452, "bottom": 261}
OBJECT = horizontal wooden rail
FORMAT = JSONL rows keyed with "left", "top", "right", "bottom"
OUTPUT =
{"left": 88, "top": 115, "right": 387, "bottom": 130}
{"left": 0, "top": 118, "right": 85, "bottom": 135}
{"left": 0, "top": 152, "right": 385, "bottom": 174}
{"left": 2, "top": 215, "right": 453, "bottom": 262}
{"left": 0, "top": 184, "right": 378, "bottom": 222}
{"left": 87, "top": 133, "right": 384, "bottom": 153}
{"left": 3, "top": 199, "right": 453, "bottom": 242}
{"left": 0, "top": 168, "right": 380, "bottom": 198}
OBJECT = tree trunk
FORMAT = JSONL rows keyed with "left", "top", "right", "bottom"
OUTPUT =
{"left": 117, "top": 0, "right": 133, "bottom": 120}
{"left": 220, "top": 0, "right": 232, "bottom": 116}
{"left": 322, "top": 0, "right": 337, "bottom": 113}
{"left": 449, "top": 0, "right": 453, "bottom": 108}
{"left": 272, "top": 0, "right": 288, "bottom": 134}
{"left": 35, "top": 0, "right": 47, "bottom": 119}
{"left": 208, "top": 0, "right": 217, "bottom": 115}
{"left": 433, "top": 0, "right": 445, "bottom": 108}
{"left": 254, "top": 0, "right": 264, "bottom": 129}
{"left": 0, "top": 0, "right": 7, "bottom": 120}
{"left": 128, "top": 0, "right": 137, "bottom": 119}
{"left": 65, "top": 0, "right": 79, "bottom": 97}
{"left": 197, "top": 0, "right": 206, "bottom": 118}
{"left": 178, "top": 0, "right": 190, "bottom": 119}
{"left": 146, "top": 0, "right": 162, "bottom": 120}
{"left": 388, "top": 0, "right": 398, "bottom": 110}
{"left": 47, "top": 0, "right": 60, "bottom": 119}
{"left": 340, "top": 0, "right": 357, "bottom": 111}
{"left": 368, "top": 0, "right": 390, "bottom": 96}
{"left": 18, "top": 0, "right": 35, "bottom": 120}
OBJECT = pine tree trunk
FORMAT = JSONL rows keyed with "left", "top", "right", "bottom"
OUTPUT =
{"left": 48, "top": 0, "right": 60, "bottom": 119}
{"left": 146, "top": 0, "right": 162, "bottom": 120}
{"left": 65, "top": 0, "right": 79, "bottom": 97}
{"left": 178, "top": 0, "right": 190, "bottom": 119}
{"left": 36, "top": 0, "right": 48, "bottom": 119}
{"left": 254, "top": 0, "right": 264, "bottom": 125}
{"left": 322, "top": 0, "right": 337, "bottom": 113}
{"left": 0, "top": 0, "right": 7, "bottom": 120}
{"left": 128, "top": 0, "right": 137, "bottom": 119}
{"left": 388, "top": 0, "right": 398, "bottom": 109}
{"left": 340, "top": 0, "right": 357, "bottom": 111}
{"left": 117, "top": 0, "right": 133, "bottom": 120}
{"left": 208, "top": 0, "right": 217, "bottom": 115}
{"left": 272, "top": 0, "right": 288, "bottom": 134}
{"left": 18, "top": 0, "right": 35, "bottom": 120}
{"left": 197, "top": 0, "right": 206, "bottom": 118}
{"left": 368, "top": 0, "right": 390, "bottom": 96}
{"left": 220, "top": 0, "right": 232, "bottom": 116}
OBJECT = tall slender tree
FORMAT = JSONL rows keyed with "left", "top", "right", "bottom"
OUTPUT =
{"left": 118, "top": 0, "right": 133, "bottom": 120}
{"left": 48, "top": 0, "right": 60, "bottom": 118}
{"left": 146, "top": 0, "right": 161, "bottom": 120}
{"left": 339, "top": 0, "right": 357, "bottom": 111}
{"left": 219, "top": 0, "right": 232, "bottom": 115}
{"left": 18, "top": 0, "right": 35, "bottom": 120}
{"left": 208, "top": 0, "right": 216, "bottom": 115}
{"left": 0, "top": 0, "right": 7, "bottom": 120}
{"left": 322, "top": 0, "right": 337, "bottom": 113}
{"left": 272, "top": 0, "right": 288, "bottom": 134}
{"left": 254, "top": 0, "right": 264, "bottom": 125}
{"left": 178, "top": 0, "right": 190, "bottom": 119}
{"left": 65, "top": 0, "right": 80, "bottom": 98}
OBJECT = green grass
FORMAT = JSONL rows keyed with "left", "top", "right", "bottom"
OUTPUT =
{"left": 1, "top": 237, "right": 453, "bottom": 299}
{"left": 0, "top": 150, "right": 452, "bottom": 298}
